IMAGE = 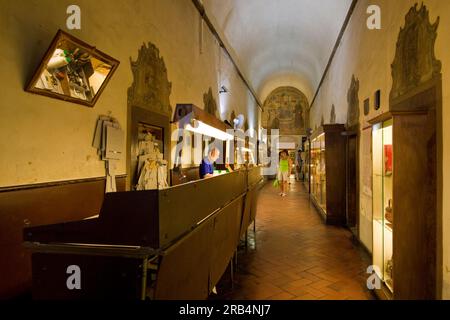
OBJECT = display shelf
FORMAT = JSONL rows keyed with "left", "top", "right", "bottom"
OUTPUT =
{"left": 309, "top": 124, "right": 346, "bottom": 225}
{"left": 371, "top": 118, "right": 394, "bottom": 296}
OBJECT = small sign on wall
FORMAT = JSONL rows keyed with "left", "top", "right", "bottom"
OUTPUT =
{"left": 364, "top": 98, "right": 370, "bottom": 116}
{"left": 374, "top": 90, "right": 381, "bottom": 110}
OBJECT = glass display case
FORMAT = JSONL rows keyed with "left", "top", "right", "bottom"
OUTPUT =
{"left": 303, "top": 140, "right": 310, "bottom": 192}
{"left": 309, "top": 124, "right": 346, "bottom": 225}
{"left": 310, "top": 134, "right": 327, "bottom": 212}
{"left": 367, "top": 71, "right": 439, "bottom": 300}
{"left": 372, "top": 118, "right": 394, "bottom": 293}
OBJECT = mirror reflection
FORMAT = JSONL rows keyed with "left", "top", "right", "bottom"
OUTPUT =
{"left": 26, "top": 30, "right": 120, "bottom": 107}
{"left": 34, "top": 39, "right": 113, "bottom": 102}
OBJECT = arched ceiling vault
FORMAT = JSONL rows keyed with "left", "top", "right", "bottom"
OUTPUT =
{"left": 202, "top": 0, "right": 353, "bottom": 104}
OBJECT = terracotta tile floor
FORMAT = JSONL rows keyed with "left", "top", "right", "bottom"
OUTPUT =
{"left": 213, "top": 179, "right": 375, "bottom": 300}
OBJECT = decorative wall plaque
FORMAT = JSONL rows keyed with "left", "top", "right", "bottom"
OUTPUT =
{"left": 390, "top": 3, "right": 441, "bottom": 100}
{"left": 203, "top": 87, "right": 218, "bottom": 117}
{"left": 330, "top": 104, "right": 336, "bottom": 124}
{"left": 229, "top": 110, "right": 236, "bottom": 126}
{"left": 347, "top": 75, "right": 360, "bottom": 128}
{"left": 128, "top": 42, "right": 172, "bottom": 117}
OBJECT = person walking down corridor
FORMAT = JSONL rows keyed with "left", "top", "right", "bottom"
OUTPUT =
{"left": 278, "top": 150, "right": 292, "bottom": 197}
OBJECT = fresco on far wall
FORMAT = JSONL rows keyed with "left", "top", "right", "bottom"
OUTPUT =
{"left": 261, "top": 86, "right": 309, "bottom": 135}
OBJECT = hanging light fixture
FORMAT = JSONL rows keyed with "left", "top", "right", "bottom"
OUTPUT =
{"left": 173, "top": 104, "right": 234, "bottom": 141}
{"left": 185, "top": 119, "right": 234, "bottom": 141}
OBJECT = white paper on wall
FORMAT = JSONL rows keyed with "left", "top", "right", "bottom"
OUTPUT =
{"left": 92, "top": 115, "right": 122, "bottom": 193}
{"left": 105, "top": 126, "right": 124, "bottom": 160}
{"left": 101, "top": 121, "right": 114, "bottom": 159}
{"left": 105, "top": 159, "right": 118, "bottom": 193}
{"left": 92, "top": 115, "right": 111, "bottom": 150}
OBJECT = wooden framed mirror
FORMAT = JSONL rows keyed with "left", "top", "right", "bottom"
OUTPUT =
{"left": 26, "top": 30, "right": 119, "bottom": 107}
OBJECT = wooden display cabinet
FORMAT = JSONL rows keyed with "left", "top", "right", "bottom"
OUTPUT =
{"left": 309, "top": 124, "right": 347, "bottom": 225}
{"left": 368, "top": 77, "right": 440, "bottom": 300}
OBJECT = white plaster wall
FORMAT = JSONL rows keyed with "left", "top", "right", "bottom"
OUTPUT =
{"left": 203, "top": 0, "right": 353, "bottom": 103}
{"left": 309, "top": 0, "right": 450, "bottom": 298}
{"left": 0, "top": 0, "right": 258, "bottom": 187}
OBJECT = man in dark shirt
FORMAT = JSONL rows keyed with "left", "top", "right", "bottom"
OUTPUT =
{"left": 199, "top": 147, "right": 220, "bottom": 179}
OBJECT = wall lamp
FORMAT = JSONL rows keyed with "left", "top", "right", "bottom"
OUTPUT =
{"left": 185, "top": 119, "right": 234, "bottom": 141}
{"left": 219, "top": 85, "right": 229, "bottom": 94}
{"left": 173, "top": 104, "right": 234, "bottom": 141}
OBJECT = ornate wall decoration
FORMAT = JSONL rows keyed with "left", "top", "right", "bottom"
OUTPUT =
{"left": 229, "top": 110, "right": 236, "bottom": 125}
{"left": 128, "top": 42, "right": 172, "bottom": 117}
{"left": 390, "top": 3, "right": 441, "bottom": 100}
{"left": 222, "top": 109, "right": 238, "bottom": 128}
{"left": 203, "top": 87, "right": 218, "bottom": 117}
{"left": 330, "top": 105, "right": 336, "bottom": 124}
{"left": 347, "top": 75, "right": 360, "bottom": 128}
{"left": 262, "top": 86, "right": 309, "bottom": 135}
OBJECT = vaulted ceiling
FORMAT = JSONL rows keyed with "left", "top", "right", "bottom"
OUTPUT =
{"left": 202, "top": 0, "right": 353, "bottom": 104}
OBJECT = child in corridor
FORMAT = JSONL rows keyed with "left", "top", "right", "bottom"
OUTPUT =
{"left": 278, "top": 150, "right": 292, "bottom": 197}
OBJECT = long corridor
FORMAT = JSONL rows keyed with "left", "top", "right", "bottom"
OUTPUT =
{"left": 216, "top": 179, "right": 374, "bottom": 300}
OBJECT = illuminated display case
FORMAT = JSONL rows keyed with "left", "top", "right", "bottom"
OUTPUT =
{"left": 310, "top": 133, "right": 326, "bottom": 211}
{"left": 303, "top": 140, "right": 311, "bottom": 192}
{"left": 309, "top": 124, "right": 346, "bottom": 225}
{"left": 372, "top": 118, "right": 394, "bottom": 294}
{"left": 368, "top": 94, "right": 439, "bottom": 299}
